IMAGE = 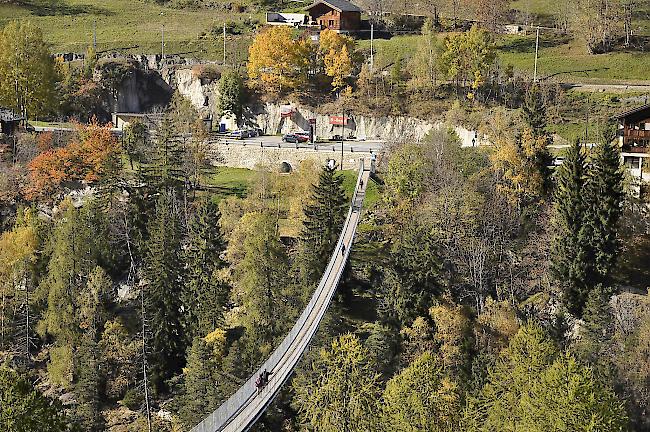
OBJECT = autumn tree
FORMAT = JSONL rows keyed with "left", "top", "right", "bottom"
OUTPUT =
{"left": 439, "top": 26, "right": 496, "bottom": 95}
{"left": 292, "top": 334, "right": 381, "bottom": 432}
{"left": 464, "top": 325, "right": 627, "bottom": 432}
{"left": 247, "top": 26, "right": 312, "bottom": 93}
{"left": 382, "top": 352, "right": 461, "bottom": 431}
{"left": 319, "top": 29, "right": 357, "bottom": 93}
{"left": 0, "top": 21, "right": 57, "bottom": 120}
{"left": 27, "top": 121, "right": 122, "bottom": 199}
{"left": 0, "top": 211, "right": 38, "bottom": 353}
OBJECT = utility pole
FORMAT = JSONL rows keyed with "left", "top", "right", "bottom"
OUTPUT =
{"left": 341, "top": 108, "right": 345, "bottom": 170}
{"left": 533, "top": 27, "right": 540, "bottom": 82}
{"left": 223, "top": 23, "right": 227, "bottom": 66}
{"left": 370, "top": 23, "right": 374, "bottom": 73}
{"left": 93, "top": 20, "right": 97, "bottom": 51}
{"left": 161, "top": 25, "right": 165, "bottom": 59}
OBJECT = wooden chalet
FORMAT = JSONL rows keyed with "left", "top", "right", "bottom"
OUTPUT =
{"left": 616, "top": 104, "right": 650, "bottom": 196}
{"left": 305, "top": 0, "right": 362, "bottom": 33}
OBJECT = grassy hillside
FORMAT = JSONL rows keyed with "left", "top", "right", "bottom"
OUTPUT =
{"left": 0, "top": 0, "right": 259, "bottom": 59}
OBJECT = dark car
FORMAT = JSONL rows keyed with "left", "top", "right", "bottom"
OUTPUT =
{"left": 283, "top": 133, "right": 308, "bottom": 143}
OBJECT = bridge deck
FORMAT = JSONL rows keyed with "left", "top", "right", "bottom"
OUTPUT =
{"left": 191, "top": 161, "right": 371, "bottom": 432}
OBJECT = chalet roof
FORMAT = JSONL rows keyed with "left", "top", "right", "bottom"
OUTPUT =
{"left": 306, "top": 0, "right": 362, "bottom": 13}
{"left": 0, "top": 108, "right": 22, "bottom": 122}
{"left": 616, "top": 103, "right": 650, "bottom": 120}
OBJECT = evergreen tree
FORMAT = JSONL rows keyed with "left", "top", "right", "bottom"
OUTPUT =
{"left": 298, "top": 164, "right": 347, "bottom": 286}
{"left": 576, "top": 285, "right": 612, "bottom": 368}
{"left": 233, "top": 212, "right": 289, "bottom": 343}
{"left": 581, "top": 140, "right": 624, "bottom": 291}
{"left": 522, "top": 85, "right": 547, "bottom": 136}
{"left": 75, "top": 267, "right": 111, "bottom": 431}
{"left": 185, "top": 199, "right": 229, "bottom": 339}
{"left": 140, "top": 117, "right": 186, "bottom": 193}
{"left": 143, "top": 190, "right": 186, "bottom": 393}
{"left": 292, "top": 334, "right": 381, "bottom": 432}
{"left": 0, "top": 368, "right": 70, "bottom": 432}
{"left": 179, "top": 336, "right": 223, "bottom": 429}
{"left": 551, "top": 140, "right": 590, "bottom": 316}
{"left": 217, "top": 69, "right": 244, "bottom": 120}
{"left": 382, "top": 352, "right": 460, "bottom": 432}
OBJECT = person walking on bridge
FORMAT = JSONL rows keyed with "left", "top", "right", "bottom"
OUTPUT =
{"left": 341, "top": 244, "right": 346, "bottom": 256}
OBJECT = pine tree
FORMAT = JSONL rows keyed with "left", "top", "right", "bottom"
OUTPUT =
{"left": 522, "top": 85, "right": 548, "bottom": 136}
{"left": 185, "top": 199, "right": 229, "bottom": 339}
{"left": 143, "top": 190, "right": 186, "bottom": 393}
{"left": 581, "top": 140, "right": 624, "bottom": 291}
{"left": 0, "top": 368, "right": 70, "bottom": 432}
{"left": 140, "top": 117, "right": 186, "bottom": 192}
{"left": 298, "top": 164, "right": 347, "bottom": 286}
{"left": 382, "top": 352, "right": 460, "bottom": 431}
{"left": 75, "top": 267, "right": 111, "bottom": 431}
{"left": 292, "top": 334, "right": 382, "bottom": 432}
{"left": 233, "top": 212, "right": 289, "bottom": 344}
{"left": 551, "top": 140, "right": 590, "bottom": 316}
{"left": 576, "top": 285, "right": 612, "bottom": 369}
{"left": 179, "top": 336, "right": 223, "bottom": 429}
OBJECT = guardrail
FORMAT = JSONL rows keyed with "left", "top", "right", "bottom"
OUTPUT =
{"left": 192, "top": 160, "right": 367, "bottom": 432}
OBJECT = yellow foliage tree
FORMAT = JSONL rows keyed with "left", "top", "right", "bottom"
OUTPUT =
{"left": 0, "top": 21, "right": 57, "bottom": 119}
{"left": 247, "top": 26, "right": 312, "bottom": 93}
{"left": 490, "top": 127, "right": 549, "bottom": 206}
{"left": 319, "top": 29, "right": 357, "bottom": 93}
{"left": 324, "top": 44, "right": 353, "bottom": 93}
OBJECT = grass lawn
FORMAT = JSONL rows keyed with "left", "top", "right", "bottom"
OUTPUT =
{"left": 498, "top": 34, "right": 650, "bottom": 82}
{"left": 363, "top": 32, "right": 650, "bottom": 82}
{"left": 202, "top": 166, "right": 254, "bottom": 201}
{"left": 0, "top": 0, "right": 257, "bottom": 59}
{"left": 340, "top": 169, "right": 381, "bottom": 208}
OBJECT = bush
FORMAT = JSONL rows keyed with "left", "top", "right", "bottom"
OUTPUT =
{"left": 121, "top": 387, "right": 144, "bottom": 410}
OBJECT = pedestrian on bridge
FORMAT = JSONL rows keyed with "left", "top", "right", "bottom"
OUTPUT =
{"left": 341, "top": 244, "right": 346, "bottom": 256}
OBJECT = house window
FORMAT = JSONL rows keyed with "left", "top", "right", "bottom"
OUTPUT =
{"left": 625, "top": 156, "right": 641, "bottom": 168}
{"left": 329, "top": 19, "right": 335, "bottom": 27}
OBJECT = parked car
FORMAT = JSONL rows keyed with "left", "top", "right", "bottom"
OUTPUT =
{"left": 296, "top": 130, "right": 311, "bottom": 140}
{"left": 228, "top": 130, "right": 245, "bottom": 139}
{"left": 282, "top": 133, "right": 300, "bottom": 143}
{"left": 283, "top": 133, "right": 309, "bottom": 143}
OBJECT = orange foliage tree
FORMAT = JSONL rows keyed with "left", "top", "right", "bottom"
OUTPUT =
{"left": 27, "top": 120, "right": 121, "bottom": 199}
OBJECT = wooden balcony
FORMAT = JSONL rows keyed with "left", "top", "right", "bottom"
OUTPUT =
{"left": 624, "top": 129, "right": 650, "bottom": 139}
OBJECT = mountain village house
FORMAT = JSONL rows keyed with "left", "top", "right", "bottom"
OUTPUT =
{"left": 617, "top": 104, "right": 650, "bottom": 197}
{"left": 305, "top": 0, "right": 362, "bottom": 33}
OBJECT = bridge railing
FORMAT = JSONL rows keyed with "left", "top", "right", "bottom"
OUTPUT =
{"left": 191, "top": 159, "right": 365, "bottom": 432}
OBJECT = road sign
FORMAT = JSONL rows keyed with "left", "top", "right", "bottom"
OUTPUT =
{"left": 309, "top": 118, "right": 316, "bottom": 125}
{"left": 329, "top": 116, "right": 349, "bottom": 126}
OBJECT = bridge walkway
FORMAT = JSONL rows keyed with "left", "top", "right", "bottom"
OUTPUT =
{"left": 191, "top": 160, "right": 371, "bottom": 432}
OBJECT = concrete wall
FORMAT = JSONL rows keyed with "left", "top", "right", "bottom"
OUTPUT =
{"left": 210, "top": 142, "right": 374, "bottom": 171}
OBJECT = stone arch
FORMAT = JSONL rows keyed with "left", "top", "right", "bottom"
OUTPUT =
{"left": 279, "top": 161, "right": 293, "bottom": 173}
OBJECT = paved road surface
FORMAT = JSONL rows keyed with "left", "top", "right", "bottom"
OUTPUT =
{"left": 191, "top": 162, "right": 371, "bottom": 432}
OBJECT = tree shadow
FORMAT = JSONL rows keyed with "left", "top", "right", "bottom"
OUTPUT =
{"left": 13, "top": 0, "right": 113, "bottom": 16}
{"left": 499, "top": 33, "right": 572, "bottom": 54}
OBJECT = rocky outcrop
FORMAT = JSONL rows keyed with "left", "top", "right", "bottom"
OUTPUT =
{"left": 246, "top": 102, "right": 491, "bottom": 147}
{"left": 173, "top": 68, "right": 220, "bottom": 118}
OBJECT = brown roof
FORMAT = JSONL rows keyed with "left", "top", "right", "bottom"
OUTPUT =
{"left": 616, "top": 103, "right": 650, "bottom": 120}
{"left": 306, "top": 0, "right": 362, "bottom": 13}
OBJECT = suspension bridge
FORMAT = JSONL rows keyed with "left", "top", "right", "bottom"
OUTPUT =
{"left": 191, "top": 160, "right": 371, "bottom": 432}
